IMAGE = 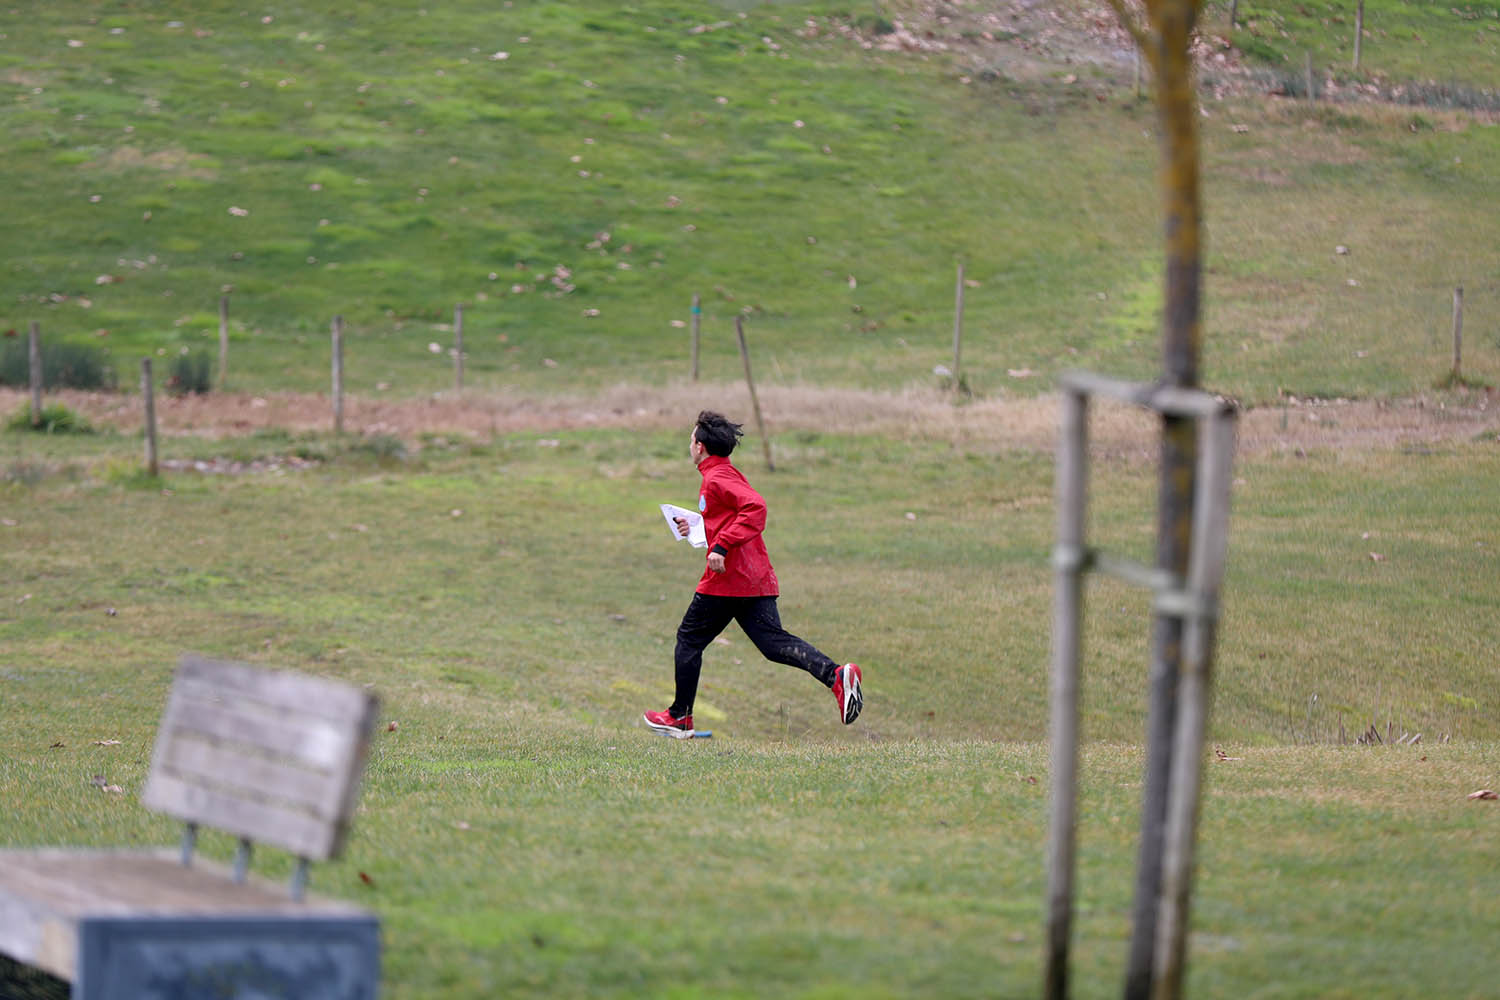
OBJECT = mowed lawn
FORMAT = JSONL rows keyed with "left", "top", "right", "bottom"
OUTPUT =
{"left": 2, "top": 425, "right": 1497, "bottom": 997}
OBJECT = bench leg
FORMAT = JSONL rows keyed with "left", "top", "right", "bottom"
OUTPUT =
{"left": 75, "top": 915, "right": 380, "bottom": 1000}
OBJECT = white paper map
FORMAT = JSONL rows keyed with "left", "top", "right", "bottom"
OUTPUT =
{"left": 659, "top": 503, "right": 707, "bottom": 548}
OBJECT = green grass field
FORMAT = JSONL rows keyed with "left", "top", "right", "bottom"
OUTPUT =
{"left": 2, "top": 427, "right": 1498, "bottom": 996}
{"left": 3, "top": 1, "right": 1500, "bottom": 997}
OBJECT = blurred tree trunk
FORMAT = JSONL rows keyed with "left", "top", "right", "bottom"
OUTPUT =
{"left": 1105, "top": 3, "right": 1205, "bottom": 1000}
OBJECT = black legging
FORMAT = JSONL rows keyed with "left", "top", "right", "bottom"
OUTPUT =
{"left": 670, "top": 593, "right": 839, "bottom": 717}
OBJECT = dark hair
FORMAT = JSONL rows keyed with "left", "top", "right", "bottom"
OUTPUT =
{"left": 694, "top": 410, "right": 743, "bottom": 456}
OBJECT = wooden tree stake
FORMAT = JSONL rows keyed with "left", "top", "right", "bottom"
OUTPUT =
{"left": 1044, "top": 388, "right": 1089, "bottom": 1000}
{"left": 735, "top": 316, "right": 774, "bottom": 472}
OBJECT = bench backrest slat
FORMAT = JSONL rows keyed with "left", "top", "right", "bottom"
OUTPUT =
{"left": 142, "top": 655, "right": 380, "bottom": 861}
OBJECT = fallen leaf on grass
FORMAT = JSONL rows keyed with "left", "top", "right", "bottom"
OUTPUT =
{"left": 1214, "top": 746, "right": 1242, "bottom": 761}
{"left": 1468, "top": 789, "right": 1498, "bottom": 801}
{"left": 1007, "top": 368, "right": 1037, "bottom": 378}
{"left": 49, "top": 741, "right": 64, "bottom": 749}
{"left": 359, "top": 871, "right": 375, "bottom": 886}
{"left": 387, "top": 720, "right": 399, "bottom": 732}
{"left": 1368, "top": 552, "right": 1385, "bottom": 562}
{"left": 93, "top": 739, "right": 121, "bottom": 746}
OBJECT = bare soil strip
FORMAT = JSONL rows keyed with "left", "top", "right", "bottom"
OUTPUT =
{"left": 7, "top": 385, "right": 1495, "bottom": 458}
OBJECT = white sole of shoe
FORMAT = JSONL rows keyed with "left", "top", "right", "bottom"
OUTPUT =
{"left": 839, "top": 665, "right": 863, "bottom": 725}
{"left": 643, "top": 715, "right": 695, "bottom": 739}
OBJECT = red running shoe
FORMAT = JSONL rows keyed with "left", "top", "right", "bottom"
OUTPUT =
{"left": 643, "top": 709, "right": 695, "bottom": 739}
{"left": 832, "top": 663, "right": 863, "bottom": 725}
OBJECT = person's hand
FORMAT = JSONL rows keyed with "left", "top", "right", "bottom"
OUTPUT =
{"left": 707, "top": 551, "right": 726, "bottom": 573}
{"left": 673, "top": 516, "right": 690, "bottom": 538}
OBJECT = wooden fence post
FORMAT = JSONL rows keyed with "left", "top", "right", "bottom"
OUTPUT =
{"left": 331, "top": 315, "right": 344, "bottom": 434}
{"left": 28, "top": 321, "right": 42, "bottom": 428}
{"left": 1353, "top": 0, "right": 1364, "bottom": 71}
{"left": 141, "top": 358, "right": 158, "bottom": 477}
{"left": 952, "top": 262, "right": 965, "bottom": 390}
{"left": 217, "top": 295, "right": 229, "bottom": 391}
{"left": 453, "top": 302, "right": 464, "bottom": 393}
{"left": 691, "top": 293, "right": 702, "bottom": 381}
{"left": 734, "top": 316, "right": 774, "bottom": 472}
{"left": 1451, "top": 286, "right": 1463, "bottom": 383}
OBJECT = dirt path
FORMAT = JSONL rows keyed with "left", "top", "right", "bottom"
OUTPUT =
{"left": 7, "top": 385, "right": 1494, "bottom": 459}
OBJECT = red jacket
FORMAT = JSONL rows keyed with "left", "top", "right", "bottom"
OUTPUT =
{"left": 695, "top": 455, "right": 779, "bottom": 597}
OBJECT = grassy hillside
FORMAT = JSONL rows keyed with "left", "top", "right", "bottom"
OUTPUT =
{"left": 1209, "top": 0, "right": 1500, "bottom": 90}
{"left": 2, "top": 0, "right": 1498, "bottom": 403}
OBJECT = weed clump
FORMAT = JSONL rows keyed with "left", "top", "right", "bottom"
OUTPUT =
{"left": 166, "top": 351, "right": 213, "bottom": 396}
{"left": 350, "top": 433, "right": 407, "bottom": 463}
{"left": 5, "top": 402, "right": 93, "bottom": 434}
{"left": 0, "top": 339, "right": 115, "bottom": 391}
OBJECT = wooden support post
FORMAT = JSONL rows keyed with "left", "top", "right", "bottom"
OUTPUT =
{"left": 1044, "top": 388, "right": 1089, "bottom": 1000}
{"left": 691, "top": 293, "right": 702, "bottom": 381}
{"left": 1451, "top": 286, "right": 1464, "bottom": 383}
{"left": 952, "top": 262, "right": 965, "bottom": 390}
{"left": 331, "top": 315, "right": 344, "bottom": 434}
{"left": 28, "top": 321, "right": 42, "bottom": 428}
{"left": 141, "top": 358, "right": 158, "bottom": 477}
{"left": 453, "top": 302, "right": 464, "bottom": 393}
{"left": 1151, "top": 410, "right": 1237, "bottom": 1000}
{"left": 1353, "top": 0, "right": 1364, "bottom": 71}
{"left": 735, "top": 316, "right": 774, "bottom": 472}
{"left": 217, "top": 295, "right": 229, "bottom": 391}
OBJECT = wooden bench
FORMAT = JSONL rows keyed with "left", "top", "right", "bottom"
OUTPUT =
{"left": 0, "top": 655, "right": 382, "bottom": 1000}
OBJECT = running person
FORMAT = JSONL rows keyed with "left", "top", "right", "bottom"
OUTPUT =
{"left": 643, "top": 411, "right": 862, "bottom": 738}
